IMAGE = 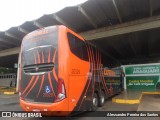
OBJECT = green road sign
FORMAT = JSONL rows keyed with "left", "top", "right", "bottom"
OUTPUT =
{"left": 125, "top": 65, "right": 160, "bottom": 75}
{"left": 126, "top": 76, "right": 160, "bottom": 90}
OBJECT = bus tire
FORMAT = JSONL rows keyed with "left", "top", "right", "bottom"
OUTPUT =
{"left": 92, "top": 93, "right": 98, "bottom": 111}
{"left": 98, "top": 91, "right": 105, "bottom": 107}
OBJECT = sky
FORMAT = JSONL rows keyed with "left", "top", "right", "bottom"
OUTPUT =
{"left": 0, "top": 0, "right": 87, "bottom": 31}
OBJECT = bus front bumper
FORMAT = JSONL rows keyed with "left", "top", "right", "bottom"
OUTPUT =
{"left": 20, "top": 99, "right": 70, "bottom": 116}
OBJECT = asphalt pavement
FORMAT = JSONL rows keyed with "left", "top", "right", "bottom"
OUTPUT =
{"left": 0, "top": 93, "right": 159, "bottom": 120}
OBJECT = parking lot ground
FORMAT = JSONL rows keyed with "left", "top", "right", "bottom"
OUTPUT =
{"left": 0, "top": 94, "right": 21, "bottom": 111}
{"left": 112, "top": 90, "right": 160, "bottom": 104}
{"left": 0, "top": 93, "right": 159, "bottom": 120}
{"left": 112, "top": 90, "right": 142, "bottom": 104}
{"left": 0, "top": 93, "right": 138, "bottom": 120}
{"left": 0, "top": 94, "right": 139, "bottom": 112}
{"left": 138, "top": 94, "right": 160, "bottom": 111}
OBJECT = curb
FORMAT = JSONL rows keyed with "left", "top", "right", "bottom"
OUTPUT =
{"left": 112, "top": 98, "right": 141, "bottom": 104}
{"left": 112, "top": 91, "right": 160, "bottom": 104}
{"left": 3, "top": 91, "right": 17, "bottom": 95}
{"left": 0, "top": 87, "right": 16, "bottom": 95}
{"left": 142, "top": 92, "right": 160, "bottom": 95}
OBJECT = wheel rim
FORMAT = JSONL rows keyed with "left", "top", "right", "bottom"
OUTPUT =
{"left": 93, "top": 97, "right": 97, "bottom": 106}
{"left": 101, "top": 96, "right": 104, "bottom": 104}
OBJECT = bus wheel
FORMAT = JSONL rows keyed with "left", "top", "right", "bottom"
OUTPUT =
{"left": 92, "top": 93, "right": 98, "bottom": 111}
{"left": 98, "top": 91, "right": 105, "bottom": 107}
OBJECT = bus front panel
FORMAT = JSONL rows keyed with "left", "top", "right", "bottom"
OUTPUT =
{"left": 20, "top": 26, "right": 59, "bottom": 104}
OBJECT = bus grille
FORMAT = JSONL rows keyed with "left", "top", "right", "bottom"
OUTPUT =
{"left": 23, "top": 63, "right": 54, "bottom": 74}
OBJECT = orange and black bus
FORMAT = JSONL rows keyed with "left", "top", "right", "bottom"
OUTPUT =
{"left": 19, "top": 25, "right": 122, "bottom": 116}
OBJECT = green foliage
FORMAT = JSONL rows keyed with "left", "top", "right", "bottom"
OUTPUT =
{"left": 0, "top": 67, "right": 14, "bottom": 74}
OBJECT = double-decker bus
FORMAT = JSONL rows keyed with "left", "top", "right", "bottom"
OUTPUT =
{"left": 19, "top": 25, "right": 122, "bottom": 116}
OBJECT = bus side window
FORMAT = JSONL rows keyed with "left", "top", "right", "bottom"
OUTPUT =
{"left": 82, "top": 41, "right": 89, "bottom": 61}
{"left": 67, "top": 32, "right": 89, "bottom": 61}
